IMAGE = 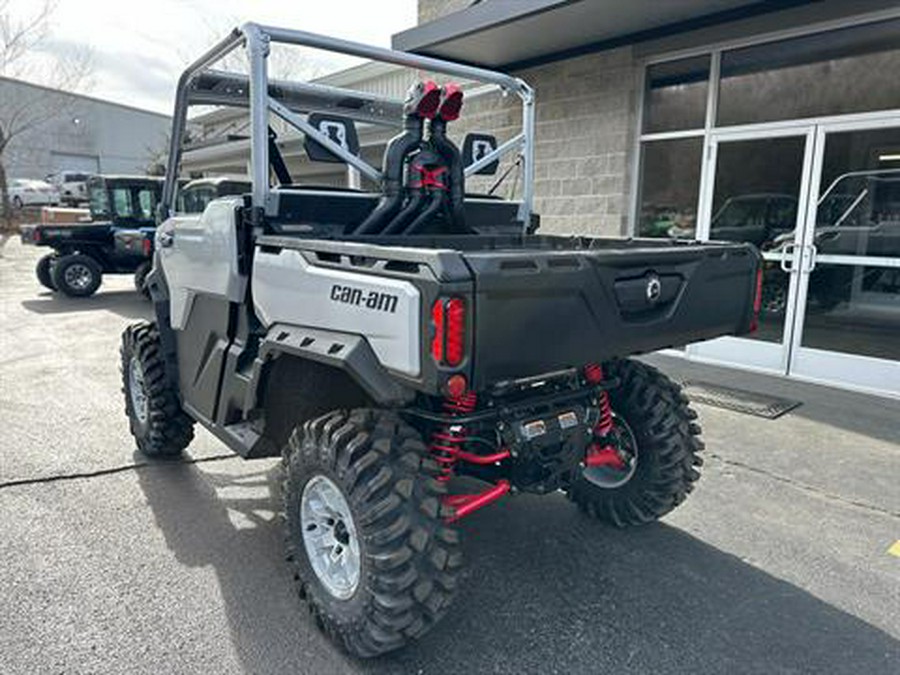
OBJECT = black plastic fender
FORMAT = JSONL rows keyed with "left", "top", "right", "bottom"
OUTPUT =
{"left": 247, "top": 324, "right": 416, "bottom": 411}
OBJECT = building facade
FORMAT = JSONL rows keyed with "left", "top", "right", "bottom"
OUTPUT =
{"left": 177, "top": 1, "right": 900, "bottom": 397}
{"left": 392, "top": 0, "right": 900, "bottom": 399}
{"left": 0, "top": 77, "right": 170, "bottom": 179}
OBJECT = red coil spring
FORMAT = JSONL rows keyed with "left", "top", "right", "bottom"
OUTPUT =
{"left": 596, "top": 389, "right": 614, "bottom": 436}
{"left": 585, "top": 363, "right": 614, "bottom": 436}
{"left": 430, "top": 392, "right": 477, "bottom": 481}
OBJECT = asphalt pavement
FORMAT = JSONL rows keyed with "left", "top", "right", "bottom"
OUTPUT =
{"left": 1, "top": 239, "right": 898, "bottom": 674}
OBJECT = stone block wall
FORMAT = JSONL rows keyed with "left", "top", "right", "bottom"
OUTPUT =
{"left": 445, "top": 47, "right": 641, "bottom": 235}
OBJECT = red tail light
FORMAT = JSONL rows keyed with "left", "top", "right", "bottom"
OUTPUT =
{"left": 750, "top": 266, "right": 763, "bottom": 332}
{"left": 431, "top": 297, "right": 466, "bottom": 366}
{"left": 445, "top": 298, "right": 465, "bottom": 366}
{"left": 142, "top": 236, "right": 152, "bottom": 257}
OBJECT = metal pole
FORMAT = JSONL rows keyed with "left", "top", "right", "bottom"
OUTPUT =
{"left": 347, "top": 166, "right": 361, "bottom": 190}
{"left": 268, "top": 96, "right": 382, "bottom": 184}
{"left": 253, "top": 23, "right": 526, "bottom": 95}
{"left": 245, "top": 24, "right": 270, "bottom": 210}
{"left": 518, "top": 81, "right": 536, "bottom": 228}
{"left": 160, "top": 29, "right": 244, "bottom": 218}
{"left": 464, "top": 133, "right": 524, "bottom": 177}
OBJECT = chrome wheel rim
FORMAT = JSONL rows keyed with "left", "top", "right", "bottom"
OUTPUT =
{"left": 300, "top": 475, "right": 361, "bottom": 600}
{"left": 583, "top": 412, "right": 639, "bottom": 489}
{"left": 64, "top": 263, "right": 93, "bottom": 291}
{"left": 128, "top": 357, "right": 149, "bottom": 424}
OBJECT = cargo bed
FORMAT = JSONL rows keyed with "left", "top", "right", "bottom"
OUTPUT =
{"left": 255, "top": 232, "right": 760, "bottom": 388}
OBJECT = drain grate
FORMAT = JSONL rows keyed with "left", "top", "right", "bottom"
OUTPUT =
{"left": 680, "top": 381, "right": 801, "bottom": 419}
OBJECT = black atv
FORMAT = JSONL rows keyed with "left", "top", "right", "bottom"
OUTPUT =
{"left": 21, "top": 175, "right": 164, "bottom": 297}
{"left": 21, "top": 176, "right": 251, "bottom": 298}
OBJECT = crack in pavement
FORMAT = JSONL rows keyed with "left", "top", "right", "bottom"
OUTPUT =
{"left": 3, "top": 449, "right": 897, "bottom": 522}
{"left": 708, "top": 452, "right": 900, "bottom": 520}
{"left": 0, "top": 453, "right": 237, "bottom": 490}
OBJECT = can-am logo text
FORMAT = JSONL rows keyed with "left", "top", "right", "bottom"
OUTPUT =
{"left": 330, "top": 284, "right": 399, "bottom": 313}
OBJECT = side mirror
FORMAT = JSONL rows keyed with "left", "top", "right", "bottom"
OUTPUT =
{"left": 304, "top": 114, "right": 360, "bottom": 164}
{"left": 463, "top": 133, "right": 499, "bottom": 175}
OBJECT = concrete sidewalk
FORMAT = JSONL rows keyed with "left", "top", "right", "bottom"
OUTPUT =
{"left": 1, "top": 239, "right": 898, "bottom": 674}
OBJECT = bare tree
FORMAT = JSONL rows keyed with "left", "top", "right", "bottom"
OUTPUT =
{"left": 0, "top": 0, "right": 93, "bottom": 243}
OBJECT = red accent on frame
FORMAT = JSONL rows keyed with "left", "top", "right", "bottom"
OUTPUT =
{"left": 454, "top": 448, "right": 510, "bottom": 465}
{"left": 583, "top": 363, "right": 603, "bottom": 385}
{"left": 444, "top": 480, "right": 510, "bottom": 522}
{"left": 585, "top": 444, "right": 626, "bottom": 470}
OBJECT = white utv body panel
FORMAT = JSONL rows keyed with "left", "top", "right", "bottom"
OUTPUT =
{"left": 253, "top": 248, "right": 422, "bottom": 377}
{"left": 157, "top": 197, "right": 247, "bottom": 329}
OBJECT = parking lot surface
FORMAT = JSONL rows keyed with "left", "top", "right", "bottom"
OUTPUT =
{"left": 1, "top": 239, "right": 899, "bottom": 674}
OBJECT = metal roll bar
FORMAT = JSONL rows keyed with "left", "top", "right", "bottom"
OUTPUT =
{"left": 161, "top": 22, "right": 536, "bottom": 226}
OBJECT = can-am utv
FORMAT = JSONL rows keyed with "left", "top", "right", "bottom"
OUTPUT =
{"left": 120, "top": 24, "right": 762, "bottom": 657}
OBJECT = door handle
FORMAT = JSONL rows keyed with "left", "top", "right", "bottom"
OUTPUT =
{"left": 158, "top": 232, "right": 174, "bottom": 248}
{"left": 779, "top": 243, "right": 796, "bottom": 272}
{"left": 804, "top": 244, "right": 817, "bottom": 273}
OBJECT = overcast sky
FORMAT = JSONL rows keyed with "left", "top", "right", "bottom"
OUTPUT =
{"left": 7, "top": 0, "right": 417, "bottom": 114}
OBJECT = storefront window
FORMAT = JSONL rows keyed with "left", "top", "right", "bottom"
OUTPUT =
{"left": 816, "top": 127, "right": 900, "bottom": 259}
{"left": 718, "top": 18, "right": 900, "bottom": 127}
{"left": 800, "top": 262, "right": 900, "bottom": 361}
{"left": 637, "top": 137, "right": 702, "bottom": 238}
{"left": 643, "top": 55, "right": 710, "bottom": 133}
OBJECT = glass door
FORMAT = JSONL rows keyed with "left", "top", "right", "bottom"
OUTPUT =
{"left": 789, "top": 121, "right": 900, "bottom": 396}
{"left": 688, "top": 126, "right": 817, "bottom": 373}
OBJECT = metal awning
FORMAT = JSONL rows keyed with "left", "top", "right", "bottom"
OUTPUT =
{"left": 392, "top": 0, "right": 801, "bottom": 69}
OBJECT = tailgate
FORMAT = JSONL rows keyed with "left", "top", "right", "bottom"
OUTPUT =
{"left": 463, "top": 241, "right": 760, "bottom": 386}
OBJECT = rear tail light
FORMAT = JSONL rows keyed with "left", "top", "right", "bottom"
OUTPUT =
{"left": 445, "top": 298, "right": 465, "bottom": 366}
{"left": 142, "top": 236, "right": 152, "bottom": 257}
{"left": 431, "top": 297, "right": 466, "bottom": 367}
{"left": 750, "top": 266, "right": 763, "bottom": 332}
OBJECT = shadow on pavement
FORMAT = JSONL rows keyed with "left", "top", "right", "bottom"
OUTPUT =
{"left": 21, "top": 290, "right": 152, "bottom": 320}
{"left": 137, "top": 459, "right": 900, "bottom": 675}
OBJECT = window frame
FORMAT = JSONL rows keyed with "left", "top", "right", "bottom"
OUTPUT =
{"left": 629, "top": 7, "right": 900, "bottom": 236}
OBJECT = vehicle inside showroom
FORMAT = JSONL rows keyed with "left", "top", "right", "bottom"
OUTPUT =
{"left": 635, "top": 14, "right": 900, "bottom": 397}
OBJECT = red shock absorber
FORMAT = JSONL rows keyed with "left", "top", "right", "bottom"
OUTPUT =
{"left": 430, "top": 392, "right": 477, "bottom": 481}
{"left": 583, "top": 363, "right": 625, "bottom": 469}
{"left": 583, "top": 363, "right": 613, "bottom": 435}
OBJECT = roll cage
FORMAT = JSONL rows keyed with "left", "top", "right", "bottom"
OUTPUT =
{"left": 161, "top": 23, "right": 536, "bottom": 225}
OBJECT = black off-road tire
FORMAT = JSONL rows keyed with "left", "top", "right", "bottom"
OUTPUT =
{"left": 121, "top": 321, "right": 194, "bottom": 458}
{"left": 35, "top": 254, "right": 57, "bottom": 290}
{"left": 51, "top": 253, "right": 102, "bottom": 297}
{"left": 283, "top": 408, "right": 463, "bottom": 658}
{"left": 569, "top": 359, "right": 703, "bottom": 526}
{"left": 134, "top": 261, "right": 152, "bottom": 299}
